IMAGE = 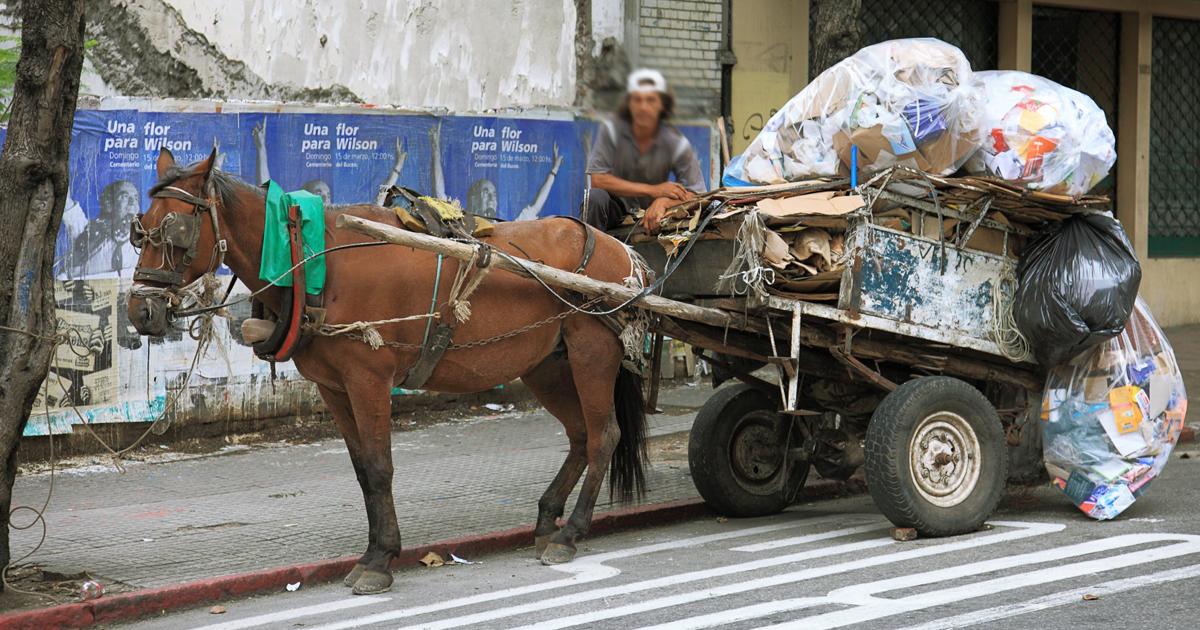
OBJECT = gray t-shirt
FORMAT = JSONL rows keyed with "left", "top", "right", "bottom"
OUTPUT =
{"left": 586, "top": 116, "right": 706, "bottom": 209}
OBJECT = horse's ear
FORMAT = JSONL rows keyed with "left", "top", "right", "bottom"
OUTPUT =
{"left": 198, "top": 146, "right": 218, "bottom": 181}
{"left": 156, "top": 148, "right": 175, "bottom": 178}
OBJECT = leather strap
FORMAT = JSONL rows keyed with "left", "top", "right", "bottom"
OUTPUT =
{"left": 400, "top": 323, "right": 454, "bottom": 389}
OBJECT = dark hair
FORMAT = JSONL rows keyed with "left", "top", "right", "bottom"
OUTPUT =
{"left": 99, "top": 180, "right": 139, "bottom": 218}
{"left": 617, "top": 90, "right": 675, "bottom": 123}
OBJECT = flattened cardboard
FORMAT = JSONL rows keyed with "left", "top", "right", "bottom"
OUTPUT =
{"left": 757, "top": 193, "right": 864, "bottom": 218}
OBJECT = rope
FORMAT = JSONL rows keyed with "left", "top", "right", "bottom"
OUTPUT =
{"left": 718, "top": 209, "right": 774, "bottom": 298}
{"left": 446, "top": 246, "right": 493, "bottom": 324}
{"left": 308, "top": 312, "right": 440, "bottom": 349}
{"left": 992, "top": 268, "right": 1032, "bottom": 363}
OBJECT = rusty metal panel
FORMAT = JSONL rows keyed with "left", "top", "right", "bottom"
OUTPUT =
{"left": 842, "top": 223, "right": 1016, "bottom": 346}
{"left": 632, "top": 239, "right": 739, "bottom": 300}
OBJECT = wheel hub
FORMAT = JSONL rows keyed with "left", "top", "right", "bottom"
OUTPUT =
{"left": 731, "top": 418, "right": 783, "bottom": 482}
{"left": 909, "top": 412, "right": 981, "bottom": 508}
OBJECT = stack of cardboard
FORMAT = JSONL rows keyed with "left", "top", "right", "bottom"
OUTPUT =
{"left": 625, "top": 166, "right": 1108, "bottom": 299}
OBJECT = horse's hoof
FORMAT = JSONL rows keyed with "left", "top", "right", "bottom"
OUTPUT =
{"left": 351, "top": 569, "right": 394, "bottom": 595}
{"left": 540, "top": 542, "right": 577, "bottom": 565}
{"left": 343, "top": 564, "right": 366, "bottom": 588}
{"left": 535, "top": 533, "right": 556, "bottom": 558}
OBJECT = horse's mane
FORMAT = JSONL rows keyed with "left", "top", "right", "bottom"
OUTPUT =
{"left": 150, "top": 160, "right": 396, "bottom": 228}
{"left": 149, "top": 161, "right": 263, "bottom": 212}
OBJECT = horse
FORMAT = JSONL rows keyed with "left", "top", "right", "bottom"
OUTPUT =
{"left": 126, "top": 148, "right": 649, "bottom": 595}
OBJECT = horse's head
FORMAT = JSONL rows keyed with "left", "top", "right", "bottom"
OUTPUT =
{"left": 127, "top": 147, "right": 225, "bottom": 337}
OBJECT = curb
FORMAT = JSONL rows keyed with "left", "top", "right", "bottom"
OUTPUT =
{"left": 0, "top": 480, "right": 853, "bottom": 628}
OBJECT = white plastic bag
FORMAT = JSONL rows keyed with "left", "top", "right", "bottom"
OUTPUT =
{"left": 966, "top": 71, "right": 1116, "bottom": 196}
{"left": 1041, "top": 298, "right": 1188, "bottom": 520}
{"left": 724, "top": 38, "right": 983, "bottom": 185}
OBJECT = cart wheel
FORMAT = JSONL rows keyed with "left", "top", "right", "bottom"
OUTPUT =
{"left": 688, "top": 383, "right": 809, "bottom": 517}
{"left": 865, "top": 376, "right": 1006, "bottom": 537}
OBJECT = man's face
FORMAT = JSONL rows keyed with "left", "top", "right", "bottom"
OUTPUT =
{"left": 629, "top": 90, "right": 664, "bottom": 129}
{"left": 471, "top": 181, "right": 498, "bottom": 218}
{"left": 307, "top": 181, "right": 332, "bottom": 206}
{"left": 105, "top": 183, "right": 140, "bottom": 235}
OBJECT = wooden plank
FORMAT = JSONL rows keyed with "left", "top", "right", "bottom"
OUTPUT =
{"left": 337, "top": 214, "right": 748, "bottom": 332}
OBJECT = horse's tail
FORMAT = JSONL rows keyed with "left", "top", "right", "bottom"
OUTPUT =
{"left": 610, "top": 366, "right": 648, "bottom": 503}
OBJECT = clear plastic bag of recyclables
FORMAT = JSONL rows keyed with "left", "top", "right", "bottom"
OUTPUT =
{"left": 723, "top": 38, "right": 982, "bottom": 185}
{"left": 1014, "top": 213, "right": 1141, "bottom": 367}
{"left": 1041, "top": 298, "right": 1188, "bottom": 520}
{"left": 966, "top": 71, "right": 1116, "bottom": 196}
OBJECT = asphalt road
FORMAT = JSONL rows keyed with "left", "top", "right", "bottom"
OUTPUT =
{"left": 120, "top": 446, "right": 1200, "bottom": 630}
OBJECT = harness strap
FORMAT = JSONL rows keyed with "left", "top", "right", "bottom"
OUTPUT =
{"left": 400, "top": 254, "right": 447, "bottom": 389}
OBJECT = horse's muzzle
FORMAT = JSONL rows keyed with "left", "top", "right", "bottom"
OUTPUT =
{"left": 127, "top": 293, "right": 171, "bottom": 338}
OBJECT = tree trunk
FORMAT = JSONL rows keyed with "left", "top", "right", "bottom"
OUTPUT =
{"left": 0, "top": 0, "right": 87, "bottom": 586}
{"left": 809, "top": 0, "right": 863, "bottom": 77}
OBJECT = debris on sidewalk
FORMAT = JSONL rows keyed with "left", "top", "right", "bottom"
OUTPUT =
{"left": 285, "top": 582, "right": 301, "bottom": 592}
{"left": 420, "top": 552, "right": 445, "bottom": 567}
{"left": 449, "top": 553, "right": 476, "bottom": 565}
{"left": 484, "top": 403, "right": 515, "bottom": 412}
{"left": 210, "top": 605, "right": 227, "bottom": 615}
{"left": 79, "top": 580, "right": 103, "bottom": 601}
{"left": 890, "top": 527, "right": 918, "bottom": 542}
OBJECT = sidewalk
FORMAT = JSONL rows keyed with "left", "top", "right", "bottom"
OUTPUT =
{"left": 5, "top": 383, "right": 715, "bottom": 598}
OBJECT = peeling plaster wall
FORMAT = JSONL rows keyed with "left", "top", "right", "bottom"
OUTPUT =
{"left": 132, "top": 0, "right": 579, "bottom": 111}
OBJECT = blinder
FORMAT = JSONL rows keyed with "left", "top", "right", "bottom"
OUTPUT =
{"left": 132, "top": 184, "right": 221, "bottom": 289}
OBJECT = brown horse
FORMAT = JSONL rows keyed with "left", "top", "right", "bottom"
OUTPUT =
{"left": 127, "top": 148, "right": 648, "bottom": 595}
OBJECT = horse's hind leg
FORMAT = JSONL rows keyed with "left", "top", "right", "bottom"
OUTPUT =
{"left": 522, "top": 351, "right": 588, "bottom": 556}
{"left": 541, "top": 319, "right": 623, "bottom": 565}
{"left": 315, "top": 384, "right": 374, "bottom": 588}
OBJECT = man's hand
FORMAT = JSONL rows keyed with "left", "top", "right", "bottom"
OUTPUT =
{"left": 641, "top": 197, "right": 675, "bottom": 234}
{"left": 649, "top": 181, "right": 694, "bottom": 201}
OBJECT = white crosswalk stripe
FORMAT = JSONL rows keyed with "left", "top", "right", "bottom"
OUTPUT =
{"left": 184, "top": 512, "right": 1199, "bottom": 630}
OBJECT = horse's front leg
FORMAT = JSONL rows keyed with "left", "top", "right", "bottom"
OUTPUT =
{"left": 343, "top": 378, "right": 403, "bottom": 595}
{"left": 315, "top": 384, "right": 380, "bottom": 589}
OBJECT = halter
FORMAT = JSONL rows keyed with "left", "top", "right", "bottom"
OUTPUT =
{"left": 131, "top": 183, "right": 228, "bottom": 288}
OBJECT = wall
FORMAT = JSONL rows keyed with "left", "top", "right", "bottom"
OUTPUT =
{"left": 635, "top": 0, "right": 726, "bottom": 117}
{"left": 87, "top": 0, "right": 579, "bottom": 111}
{"left": 729, "top": 0, "right": 807, "bottom": 154}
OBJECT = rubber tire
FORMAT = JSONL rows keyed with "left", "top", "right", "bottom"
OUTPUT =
{"left": 865, "top": 376, "right": 1007, "bottom": 537}
{"left": 688, "top": 383, "right": 808, "bottom": 517}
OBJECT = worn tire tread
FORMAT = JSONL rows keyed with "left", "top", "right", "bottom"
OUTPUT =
{"left": 688, "top": 384, "right": 802, "bottom": 517}
{"left": 864, "top": 376, "right": 1007, "bottom": 537}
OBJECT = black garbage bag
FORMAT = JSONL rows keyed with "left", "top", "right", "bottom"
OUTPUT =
{"left": 1014, "top": 213, "right": 1141, "bottom": 367}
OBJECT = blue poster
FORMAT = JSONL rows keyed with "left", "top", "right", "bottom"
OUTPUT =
{"left": 436, "top": 116, "right": 585, "bottom": 221}
{"left": 236, "top": 112, "right": 438, "bottom": 207}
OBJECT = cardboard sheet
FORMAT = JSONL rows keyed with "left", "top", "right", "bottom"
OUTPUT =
{"left": 757, "top": 193, "right": 864, "bottom": 218}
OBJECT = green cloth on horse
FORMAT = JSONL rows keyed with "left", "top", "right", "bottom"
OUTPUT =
{"left": 260, "top": 180, "right": 326, "bottom": 295}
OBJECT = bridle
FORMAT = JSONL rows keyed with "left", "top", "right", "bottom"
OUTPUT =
{"left": 130, "top": 182, "right": 228, "bottom": 289}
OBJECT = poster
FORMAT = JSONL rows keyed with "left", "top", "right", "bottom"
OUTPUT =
{"left": 7, "top": 102, "right": 714, "bottom": 436}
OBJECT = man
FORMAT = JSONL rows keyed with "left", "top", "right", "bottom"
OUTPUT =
{"left": 584, "top": 69, "right": 706, "bottom": 233}
{"left": 61, "top": 180, "right": 141, "bottom": 278}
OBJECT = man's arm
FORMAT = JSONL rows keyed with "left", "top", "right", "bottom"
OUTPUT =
{"left": 429, "top": 122, "right": 446, "bottom": 199}
{"left": 376, "top": 137, "right": 407, "bottom": 205}
{"left": 518, "top": 143, "right": 563, "bottom": 220}
{"left": 252, "top": 121, "right": 270, "bottom": 185}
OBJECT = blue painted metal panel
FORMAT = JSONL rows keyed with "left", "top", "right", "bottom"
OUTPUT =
{"left": 847, "top": 224, "right": 1016, "bottom": 344}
